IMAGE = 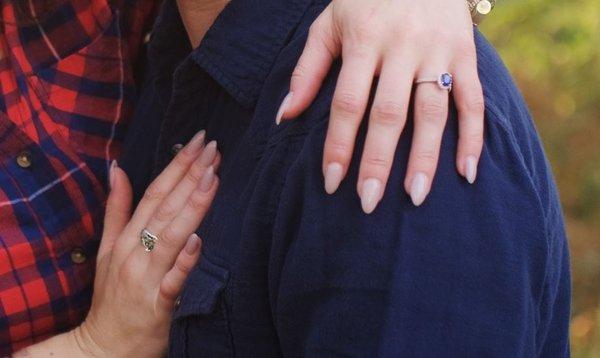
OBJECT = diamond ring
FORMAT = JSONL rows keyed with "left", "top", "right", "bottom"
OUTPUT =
{"left": 140, "top": 229, "right": 159, "bottom": 252}
{"left": 415, "top": 73, "right": 453, "bottom": 92}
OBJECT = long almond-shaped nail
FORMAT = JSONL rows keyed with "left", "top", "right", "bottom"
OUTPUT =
{"left": 275, "top": 92, "right": 293, "bottom": 125}
{"left": 465, "top": 155, "right": 478, "bottom": 184}
{"left": 360, "top": 178, "right": 383, "bottom": 214}
{"left": 199, "top": 141, "right": 217, "bottom": 166}
{"left": 109, "top": 160, "right": 118, "bottom": 189}
{"left": 409, "top": 172, "right": 429, "bottom": 206}
{"left": 199, "top": 166, "right": 215, "bottom": 192}
{"left": 186, "top": 130, "right": 206, "bottom": 154}
{"left": 185, "top": 234, "right": 201, "bottom": 254}
{"left": 324, "top": 162, "right": 344, "bottom": 194}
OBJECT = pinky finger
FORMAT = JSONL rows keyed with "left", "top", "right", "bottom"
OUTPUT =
{"left": 452, "top": 56, "right": 485, "bottom": 184}
{"left": 157, "top": 234, "right": 202, "bottom": 311}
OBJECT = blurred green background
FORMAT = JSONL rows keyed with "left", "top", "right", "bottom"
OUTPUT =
{"left": 480, "top": 0, "right": 600, "bottom": 356}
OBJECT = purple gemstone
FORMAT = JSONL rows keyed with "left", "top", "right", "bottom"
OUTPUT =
{"left": 440, "top": 73, "right": 453, "bottom": 88}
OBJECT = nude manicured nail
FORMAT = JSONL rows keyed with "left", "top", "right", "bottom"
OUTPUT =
{"left": 275, "top": 92, "right": 293, "bottom": 125}
{"left": 324, "top": 162, "right": 344, "bottom": 194}
{"left": 185, "top": 234, "right": 201, "bottom": 254}
{"left": 199, "top": 166, "right": 215, "bottom": 192}
{"left": 360, "top": 178, "right": 383, "bottom": 214}
{"left": 465, "top": 155, "right": 478, "bottom": 184}
{"left": 200, "top": 141, "right": 217, "bottom": 166}
{"left": 409, "top": 172, "right": 429, "bottom": 207}
{"left": 109, "top": 160, "right": 118, "bottom": 189}
{"left": 186, "top": 130, "right": 206, "bottom": 153}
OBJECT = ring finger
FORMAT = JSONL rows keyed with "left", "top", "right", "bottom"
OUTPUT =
{"left": 404, "top": 67, "right": 451, "bottom": 206}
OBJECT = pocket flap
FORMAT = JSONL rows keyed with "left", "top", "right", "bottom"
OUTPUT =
{"left": 173, "top": 255, "right": 230, "bottom": 320}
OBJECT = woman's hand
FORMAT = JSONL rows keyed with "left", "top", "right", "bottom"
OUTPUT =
{"left": 277, "top": 0, "right": 484, "bottom": 212}
{"left": 18, "top": 130, "right": 220, "bottom": 357}
{"left": 81, "top": 131, "right": 219, "bottom": 356}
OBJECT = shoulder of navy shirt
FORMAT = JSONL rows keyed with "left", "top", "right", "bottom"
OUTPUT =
{"left": 120, "top": 0, "right": 571, "bottom": 356}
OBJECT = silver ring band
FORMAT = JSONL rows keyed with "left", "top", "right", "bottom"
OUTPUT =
{"left": 140, "top": 228, "right": 159, "bottom": 252}
{"left": 415, "top": 73, "right": 453, "bottom": 92}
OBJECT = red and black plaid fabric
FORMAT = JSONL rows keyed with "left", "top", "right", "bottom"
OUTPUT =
{"left": 0, "top": 0, "right": 157, "bottom": 354}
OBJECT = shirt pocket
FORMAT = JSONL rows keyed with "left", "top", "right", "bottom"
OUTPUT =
{"left": 22, "top": 6, "right": 131, "bottom": 169}
{"left": 170, "top": 255, "right": 234, "bottom": 357}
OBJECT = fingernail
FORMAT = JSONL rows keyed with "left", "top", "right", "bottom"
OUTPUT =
{"left": 186, "top": 130, "right": 206, "bottom": 153}
{"left": 200, "top": 141, "right": 217, "bottom": 166}
{"left": 360, "top": 178, "right": 383, "bottom": 214}
{"left": 199, "top": 166, "right": 215, "bottom": 192}
{"left": 109, "top": 160, "right": 118, "bottom": 189}
{"left": 465, "top": 155, "right": 478, "bottom": 184}
{"left": 185, "top": 234, "right": 201, "bottom": 254}
{"left": 409, "top": 172, "right": 429, "bottom": 206}
{"left": 324, "top": 162, "right": 344, "bottom": 194}
{"left": 275, "top": 92, "right": 293, "bottom": 125}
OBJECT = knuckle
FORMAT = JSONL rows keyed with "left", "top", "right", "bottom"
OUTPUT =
{"left": 154, "top": 201, "right": 177, "bottom": 222}
{"left": 461, "top": 131, "right": 484, "bottom": 146}
{"left": 371, "top": 100, "right": 405, "bottom": 127}
{"left": 332, "top": 92, "right": 362, "bottom": 116}
{"left": 143, "top": 182, "right": 167, "bottom": 202}
{"left": 186, "top": 165, "right": 205, "bottom": 185}
{"left": 173, "top": 147, "right": 195, "bottom": 166}
{"left": 462, "top": 95, "right": 485, "bottom": 115}
{"left": 159, "top": 226, "right": 179, "bottom": 251}
{"left": 159, "top": 279, "right": 178, "bottom": 301}
{"left": 175, "top": 258, "right": 194, "bottom": 274}
{"left": 325, "top": 138, "right": 351, "bottom": 158}
{"left": 454, "top": 35, "right": 476, "bottom": 56}
{"left": 415, "top": 150, "right": 438, "bottom": 165}
{"left": 188, "top": 190, "right": 210, "bottom": 212}
{"left": 291, "top": 62, "right": 309, "bottom": 81}
{"left": 417, "top": 96, "right": 445, "bottom": 123}
{"left": 364, "top": 155, "right": 390, "bottom": 170}
{"left": 350, "top": 20, "right": 377, "bottom": 43}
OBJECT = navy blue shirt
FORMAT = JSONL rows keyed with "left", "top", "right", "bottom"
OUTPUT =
{"left": 121, "top": 0, "right": 571, "bottom": 356}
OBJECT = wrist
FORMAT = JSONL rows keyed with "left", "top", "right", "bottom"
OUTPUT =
{"left": 69, "top": 321, "right": 113, "bottom": 357}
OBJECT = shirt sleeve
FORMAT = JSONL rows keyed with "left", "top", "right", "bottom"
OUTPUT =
{"left": 268, "top": 104, "right": 570, "bottom": 356}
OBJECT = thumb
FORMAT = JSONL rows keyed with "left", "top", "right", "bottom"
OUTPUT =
{"left": 277, "top": 5, "right": 340, "bottom": 124}
{"left": 97, "top": 161, "right": 133, "bottom": 262}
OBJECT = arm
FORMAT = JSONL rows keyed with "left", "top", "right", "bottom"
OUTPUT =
{"left": 15, "top": 133, "right": 220, "bottom": 357}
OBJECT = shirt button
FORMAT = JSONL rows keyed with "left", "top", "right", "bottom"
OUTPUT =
{"left": 143, "top": 31, "right": 152, "bottom": 44}
{"left": 175, "top": 296, "right": 182, "bottom": 308}
{"left": 70, "top": 248, "right": 87, "bottom": 264}
{"left": 171, "top": 143, "right": 184, "bottom": 156}
{"left": 16, "top": 151, "right": 33, "bottom": 168}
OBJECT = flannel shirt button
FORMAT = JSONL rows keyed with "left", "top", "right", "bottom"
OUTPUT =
{"left": 175, "top": 296, "right": 182, "bottom": 308}
{"left": 16, "top": 151, "right": 33, "bottom": 168}
{"left": 70, "top": 248, "right": 87, "bottom": 264}
{"left": 171, "top": 143, "right": 184, "bottom": 156}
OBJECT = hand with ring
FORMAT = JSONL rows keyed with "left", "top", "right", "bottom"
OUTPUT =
{"left": 278, "top": 0, "right": 484, "bottom": 212}
{"left": 21, "top": 130, "right": 220, "bottom": 357}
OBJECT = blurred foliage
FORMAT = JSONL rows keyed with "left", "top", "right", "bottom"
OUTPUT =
{"left": 480, "top": 0, "right": 600, "bottom": 356}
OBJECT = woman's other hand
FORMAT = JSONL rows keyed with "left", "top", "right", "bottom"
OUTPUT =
{"left": 277, "top": 0, "right": 484, "bottom": 212}
{"left": 76, "top": 131, "right": 219, "bottom": 357}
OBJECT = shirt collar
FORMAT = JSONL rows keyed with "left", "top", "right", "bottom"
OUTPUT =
{"left": 1, "top": 0, "right": 113, "bottom": 73}
{"left": 150, "top": 0, "right": 313, "bottom": 108}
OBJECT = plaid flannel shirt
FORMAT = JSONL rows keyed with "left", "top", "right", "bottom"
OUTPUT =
{"left": 0, "top": 0, "right": 157, "bottom": 354}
